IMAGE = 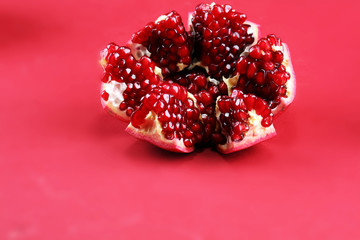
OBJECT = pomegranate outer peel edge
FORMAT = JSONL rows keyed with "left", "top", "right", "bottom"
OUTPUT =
{"left": 216, "top": 110, "right": 277, "bottom": 154}
{"left": 217, "top": 124, "right": 276, "bottom": 154}
{"left": 272, "top": 43, "right": 296, "bottom": 117}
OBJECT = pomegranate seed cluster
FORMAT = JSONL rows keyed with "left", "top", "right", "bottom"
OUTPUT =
{"left": 192, "top": 3, "right": 254, "bottom": 79}
{"left": 218, "top": 89, "right": 273, "bottom": 141}
{"left": 235, "top": 35, "right": 291, "bottom": 108}
{"left": 131, "top": 83, "right": 204, "bottom": 148}
{"left": 101, "top": 43, "right": 161, "bottom": 117}
{"left": 100, "top": 2, "right": 295, "bottom": 153}
{"left": 165, "top": 69, "right": 208, "bottom": 94}
{"left": 131, "top": 11, "right": 192, "bottom": 76}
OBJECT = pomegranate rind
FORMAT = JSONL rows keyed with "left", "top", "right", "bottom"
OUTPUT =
{"left": 126, "top": 113, "right": 194, "bottom": 153}
{"left": 217, "top": 122, "right": 276, "bottom": 154}
{"left": 272, "top": 43, "right": 296, "bottom": 116}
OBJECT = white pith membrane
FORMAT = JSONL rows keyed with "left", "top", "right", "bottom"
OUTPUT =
{"left": 215, "top": 105, "right": 276, "bottom": 154}
{"left": 126, "top": 113, "right": 192, "bottom": 153}
{"left": 99, "top": 55, "right": 129, "bottom": 121}
{"left": 125, "top": 92, "right": 199, "bottom": 153}
{"left": 100, "top": 79, "right": 128, "bottom": 121}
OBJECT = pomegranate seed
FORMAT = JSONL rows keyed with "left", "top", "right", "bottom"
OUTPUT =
{"left": 244, "top": 95, "right": 256, "bottom": 110}
{"left": 218, "top": 98, "right": 231, "bottom": 113}
{"left": 249, "top": 46, "right": 262, "bottom": 59}
{"left": 101, "top": 91, "right": 109, "bottom": 101}
{"left": 261, "top": 116, "right": 273, "bottom": 127}
{"left": 247, "top": 62, "right": 257, "bottom": 78}
{"left": 233, "top": 122, "right": 249, "bottom": 134}
{"left": 197, "top": 90, "right": 213, "bottom": 106}
{"left": 254, "top": 98, "right": 267, "bottom": 115}
{"left": 273, "top": 51, "right": 284, "bottom": 63}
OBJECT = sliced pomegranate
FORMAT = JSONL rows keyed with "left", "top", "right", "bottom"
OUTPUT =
{"left": 126, "top": 82, "right": 204, "bottom": 153}
{"left": 190, "top": 3, "right": 259, "bottom": 79}
{"left": 129, "top": 11, "right": 192, "bottom": 77}
{"left": 234, "top": 34, "right": 296, "bottom": 116}
{"left": 216, "top": 89, "right": 276, "bottom": 154}
{"left": 100, "top": 3, "right": 296, "bottom": 154}
{"left": 100, "top": 43, "right": 161, "bottom": 122}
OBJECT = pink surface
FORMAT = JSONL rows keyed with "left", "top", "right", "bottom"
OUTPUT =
{"left": 1, "top": 0, "right": 360, "bottom": 239}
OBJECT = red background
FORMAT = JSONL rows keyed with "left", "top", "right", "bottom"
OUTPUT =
{"left": 1, "top": 0, "right": 360, "bottom": 239}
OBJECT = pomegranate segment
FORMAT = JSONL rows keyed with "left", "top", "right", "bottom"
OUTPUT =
{"left": 130, "top": 11, "right": 192, "bottom": 76}
{"left": 216, "top": 89, "right": 276, "bottom": 154}
{"left": 100, "top": 43, "right": 161, "bottom": 122}
{"left": 190, "top": 3, "right": 257, "bottom": 79}
{"left": 234, "top": 34, "right": 295, "bottom": 114}
{"left": 126, "top": 82, "right": 204, "bottom": 152}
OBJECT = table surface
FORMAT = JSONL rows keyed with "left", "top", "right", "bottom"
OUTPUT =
{"left": 1, "top": 0, "right": 360, "bottom": 239}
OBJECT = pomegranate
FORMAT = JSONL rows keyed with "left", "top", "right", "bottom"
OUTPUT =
{"left": 100, "top": 2, "right": 296, "bottom": 154}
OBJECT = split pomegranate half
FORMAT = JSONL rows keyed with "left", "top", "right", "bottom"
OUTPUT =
{"left": 100, "top": 2, "right": 296, "bottom": 154}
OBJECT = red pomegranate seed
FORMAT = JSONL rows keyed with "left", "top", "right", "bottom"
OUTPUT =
{"left": 101, "top": 91, "right": 109, "bottom": 101}
{"left": 218, "top": 98, "right": 231, "bottom": 113}
{"left": 249, "top": 46, "right": 262, "bottom": 59}
{"left": 253, "top": 98, "right": 267, "bottom": 115}
{"left": 261, "top": 116, "right": 273, "bottom": 127}
{"left": 244, "top": 95, "right": 256, "bottom": 110}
